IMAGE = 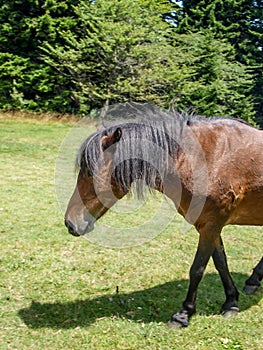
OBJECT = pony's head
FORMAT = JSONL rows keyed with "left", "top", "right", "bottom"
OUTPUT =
{"left": 64, "top": 115, "right": 182, "bottom": 237}
{"left": 65, "top": 127, "right": 125, "bottom": 236}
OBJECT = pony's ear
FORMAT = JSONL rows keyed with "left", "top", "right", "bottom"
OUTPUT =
{"left": 101, "top": 128, "right": 122, "bottom": 152}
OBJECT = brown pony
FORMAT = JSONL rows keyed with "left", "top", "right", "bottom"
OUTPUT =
{"left": 65, "top": 110, "right": 263, "bottom": 328}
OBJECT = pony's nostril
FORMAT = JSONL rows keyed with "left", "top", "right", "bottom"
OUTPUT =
{"left": 65, "top": 219, "right": 73, "bottom": 231}
{"left": 65, "top": 220, "right": 79, "bottom": 236}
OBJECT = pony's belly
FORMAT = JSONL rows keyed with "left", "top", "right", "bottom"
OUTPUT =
{"left": 226, "top": 191, "right": 263, "bottom": 226}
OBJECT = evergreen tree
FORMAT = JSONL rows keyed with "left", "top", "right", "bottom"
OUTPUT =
{"left": 172, "top": 32, "right": 255, "bottom": 122}
{"left": 41, "top": 0, "right": 184, "bottom": 114}
{"left": 174, "top": 0, "right": 263, "bottom": 123}
{"left": 0, "top": 0, "right": 80, "bottom": 112}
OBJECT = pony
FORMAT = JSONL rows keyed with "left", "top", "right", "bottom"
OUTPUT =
{"left": 65, "top": 106, "right": 263, "bottom": 327}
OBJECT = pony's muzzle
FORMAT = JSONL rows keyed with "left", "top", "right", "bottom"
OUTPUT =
{"left": 64, "top": 216, "right": 95, "bottom": 236}
{"left": 65, "top": 219, "right": 80, "bottom": 237}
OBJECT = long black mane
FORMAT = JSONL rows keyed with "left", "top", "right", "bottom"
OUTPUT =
{"left": 77, "top": 105, "right": 255, "bottom": 197}
{"left": 77, "top": 107, "right": 186, "bottom": 196}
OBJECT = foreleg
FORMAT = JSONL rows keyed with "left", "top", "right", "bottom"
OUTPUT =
{"left": 168, "top": 229, "right": 217, "bottom": 328}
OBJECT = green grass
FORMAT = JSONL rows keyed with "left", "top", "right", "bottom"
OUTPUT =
{"left": 0, "top": 116, "right": 263, "bottom": 349}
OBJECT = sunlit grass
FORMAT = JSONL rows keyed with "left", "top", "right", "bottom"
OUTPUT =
{"left": 0, "top": 115, "right": 262, "bottom": 349}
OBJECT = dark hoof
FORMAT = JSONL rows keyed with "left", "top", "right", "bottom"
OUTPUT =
{"left": 168, "top": 310, "right": 189, "bottom": 328}
{"left": 243, "top": 284, "right": 259, "bottom": 295}
{"left": 222, "top": 307, "right": 240, "bottom": 319}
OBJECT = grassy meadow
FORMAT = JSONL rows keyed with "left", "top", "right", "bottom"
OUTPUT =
{"left": 0, "top": 114, "right": 263, "bottom": 349}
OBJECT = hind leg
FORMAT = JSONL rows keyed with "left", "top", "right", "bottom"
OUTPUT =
{"left": 244, "top": 257, "right": 263, "bottom": 294}
{"left": 212, "top": 236, "right": 239, "bottom": 317}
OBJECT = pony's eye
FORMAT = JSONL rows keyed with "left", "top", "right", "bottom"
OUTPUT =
{"left": 86, "top": 169, "right": 92, "bottom": 177}
{"left": 80, "top": 166, "right": 92, "bottom": 178}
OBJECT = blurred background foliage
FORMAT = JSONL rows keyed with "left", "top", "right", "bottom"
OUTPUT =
{"left": 0, "top": 0, "right": 262, "bottom": 124}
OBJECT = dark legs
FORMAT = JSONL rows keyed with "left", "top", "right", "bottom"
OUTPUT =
{"left": 169, "top": 229, "right": 240, "bottom": 328}
{"left": 244, "top": 257, "right": 263, "bottom": 295}
{"left": 169, "top": 228, "right": 217, "bottom": 327}
{"left": 212, "top": 237, "right": 239, "bottom": 315}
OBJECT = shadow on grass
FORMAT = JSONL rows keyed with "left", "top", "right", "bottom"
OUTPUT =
{"left": 18, "top": 272, "right": 262, "bottom": 329}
